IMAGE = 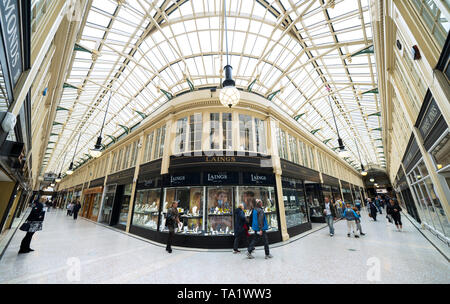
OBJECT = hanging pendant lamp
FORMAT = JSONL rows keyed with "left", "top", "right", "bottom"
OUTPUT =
{"left": 219, "top": 0, "right": 240, "bottom": 108}
{"left": 354, "top": 138, "right": 367, "bottom": 176}
{"left": 327, "top": 86, "right": 349, "bottom": 158}
{"left": 67, "top": 132, "right": 82, "bottom": 175}
{"left": 90, "top": 91, "right": 111, "bottom": 158}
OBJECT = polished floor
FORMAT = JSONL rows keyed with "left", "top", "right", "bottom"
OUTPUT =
{"left": 0, "top": 208, "right": 448, "bottom": 284}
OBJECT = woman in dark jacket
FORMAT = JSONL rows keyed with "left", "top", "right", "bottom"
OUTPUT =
{"left": 19, "top": 198, "right": 46, "bottom": 254}
{"left": 386, "top": 198, "right": 403, "bottom": 231}
{"left": 72, "top": 201, "right": 81, "bottom": 220}
{"left": 367, "top": 198, "right": 378, "bottom": 221}
{"left": 233, "top": 204, "right": 248, "bottom": 253}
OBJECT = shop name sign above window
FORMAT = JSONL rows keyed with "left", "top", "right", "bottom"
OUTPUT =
{"left": 243, "top": 173, "right": 274, "bottom": 185}
{"left": 204, "top": 172, "right": 238, "bottom": 185}
{"left": 0, "top": 0, "right": 23, "bottom": 87}
{"left": 418, "top": 98, "right": 442, "bottom": 140}
{"left": 204, "top": 156, "right": 236, "bottom": 162}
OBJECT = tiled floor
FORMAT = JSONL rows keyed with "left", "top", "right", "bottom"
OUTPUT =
{"left": 0, "top": 208, "right": 448, "bottom": 284}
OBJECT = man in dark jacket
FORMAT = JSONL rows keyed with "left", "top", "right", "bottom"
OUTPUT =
{"left": 247, "top": 199, "right": 272, "bottom": 259}
{"left": 72, "top": 201, "right": 81, "bottom": 220}
{"left": 165, "top": 201, "right": 180, "bottom": 253}
{"left": 233, "top": 204, "right": 247, "bottom": 253}
{"left": 368, "top": 198, "right": 378, "bottom": 221}
{"left": 386, "top": 198, "right": 403, "bottom": 231}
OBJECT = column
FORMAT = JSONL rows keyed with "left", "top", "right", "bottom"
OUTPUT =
{"left": 126, "top": 133, "right": 145, "bottom": 233}
{"left": 267, "top": 116, "right": 289, "bottom": 241}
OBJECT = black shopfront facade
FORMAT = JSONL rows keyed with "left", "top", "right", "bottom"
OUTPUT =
{"left": 100, "top": 167, "right": 134, "bottom": 230}
{"left": 280, "top": 159, "right": 313, "bottom": 235}
{"left": 129, "top": 153, "right": 283, "bottom": 249}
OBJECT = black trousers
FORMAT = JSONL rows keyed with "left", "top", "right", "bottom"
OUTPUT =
{"left": 392, "top": 213, "right": 402, "bottom": 225}
{"left": 73, "top": 211, "right": 79, "bottom": 220}
{"left": 20, "top": 232, "right": 35, "bottom": 251}
{"left": 166, "top": 226, "right": 175, "bottom": 250}
{"left": 233, "top": 231, "right": 247, "bottom": 251}
{"left": 371, "top": 211, "right": 377, "bottom": 221}
{"left": 248, "top": 231, "right": 270, "bottom": 255}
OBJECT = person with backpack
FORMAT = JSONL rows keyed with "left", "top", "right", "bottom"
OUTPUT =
{"left": 343, "top": 203, "right": 360, "bottom": 238}
{"left": 233, "top": 203, "right": 248, "bottom": 253}
{"left": 247, "top": 199, "right": 273, "bottom": 260}
{"left": 165, "top": 201, "right": 180, "bottom": 253}
{"left": 386, "top": 198, "right": 403, "bottom": 231}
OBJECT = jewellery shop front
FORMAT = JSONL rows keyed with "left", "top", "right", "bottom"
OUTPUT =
{"left": 129, "top": 153, "right": 282, "bottom": 249}
{"left": 81, "top": 177, "right": 104, "bottom": 221}
{"left": 99, "top": 168, "right": 134, "bottom": 230}
{"left": 280, "top": 159, "right": 313, "bottom": 236}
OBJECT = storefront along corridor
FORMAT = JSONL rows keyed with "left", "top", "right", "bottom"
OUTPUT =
{"left": 0, "top": 209, "right": 448, "bottom": 284}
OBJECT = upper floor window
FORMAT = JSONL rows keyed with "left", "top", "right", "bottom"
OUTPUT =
{"left": 189, "top": 113, "right": 202, "bottom": 151}
{"left": 239, "top": 114, "right": 253, "bottom": 151}
{"left": 144, "top": 131, "right": 154, "bottom": 163}
{"left": 411, "top": 0, "right": 449, "bottom": 49}
{"left": 255, "top": 118, "right": 267, "bottom": 154}
{"left": 289, "top": 134, "right": 299, "bottom": 164}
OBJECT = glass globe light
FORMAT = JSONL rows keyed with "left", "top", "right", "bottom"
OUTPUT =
{"left": 369, "top": 178, "right": 375, "bottom": 182}
{"left": 90, "top": 136, "right": 103, "bottom": 158}
{"left": 55, "top": 177, "right": 62, "bottom": 183}
{"left": 361, "top": 171, "right": 368, "bottom": 176}
{"left": 219, "top": 86, "right": 240, "bottom": 108}
{"left": 66, "top": 169, "right": 73, "bottom": 175}
{"left": 338, "top": 148, "right": 350, "bottom": 158}
{"left": 90, "top": 149, "right": 102, "bottom": 158}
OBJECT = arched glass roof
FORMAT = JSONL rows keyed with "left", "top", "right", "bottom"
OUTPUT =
{"left": 44, "top": 0, "right": 383, "bottom": 174}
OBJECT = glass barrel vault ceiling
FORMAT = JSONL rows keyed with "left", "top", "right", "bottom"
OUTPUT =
{"left": 44, "top": 0, "right": 384, "bottom": 174}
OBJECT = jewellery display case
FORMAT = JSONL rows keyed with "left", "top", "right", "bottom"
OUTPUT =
{"left": 305, "top": 183, "right": 325, "bottom": 223}
{"left": 282, "top": 179, "right": 308, "bottom": 228}
{"left": 206, "top": 187, "right": 233, "bottom": 235}
{"left": 159, "top": 186, "right": 204, "bottom": 235}
{"left": 238, "top": 186, "right": 278, "bottom": 232}
{"left": 118, "top": 184, "right": 133, "bottom": 226}
{"left": 132, "top": 188, "right": 161, "bottom": 230}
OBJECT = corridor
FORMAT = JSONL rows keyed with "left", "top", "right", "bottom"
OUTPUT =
{"left": 0, "top": 209, "right": 448, "bottom": 284}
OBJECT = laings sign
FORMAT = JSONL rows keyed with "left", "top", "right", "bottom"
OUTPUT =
{"left": 204, "top": 156, "right": 236, "bottom": 162}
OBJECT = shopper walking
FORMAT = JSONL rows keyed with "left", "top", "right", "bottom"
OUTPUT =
{"left": 352, "top": 207, "right": 365, "bottom": 236}
{"left": 323, "top": 196, "right": 337, "bottom": 236}
{"left": 355, "top": 197, "right": 362, "bottom": 211}
{"left": 336, "top": 198, "right": 343, "bottom": 218}
{"left": 386, "top": 198, "right": 403, "bottom": 231}
{"left": 247, "top": 199, "right": 272, "bottom": 259}
{"left": 19, "top": 198, "right": 46, "bottom": 254}
{"left": 165, "top": 201, "right": 180, "bottom": 253}
{"left": 72, "top": 201, "right": 81, "bottom": 220}
{"left": 67, "top": 202, "right": 74, "bottom": 216}
{"left": 368, "top": 198, "right": 378, "bottom": 221}
{"left": 343, "top": 203, "right": 360, "bottom": 238}
{"left": 233, "top": 203, "right": 248, "bottom": 253}
{"left": 375, "top": 195, "right": 383, "bottom": 214}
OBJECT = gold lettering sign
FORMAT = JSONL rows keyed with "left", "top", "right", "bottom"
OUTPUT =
{"left": 205, "top": 156, "right": 237, "bottom": 162}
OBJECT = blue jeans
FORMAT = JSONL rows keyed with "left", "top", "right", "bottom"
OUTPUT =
{"left": 325, "top": 215, "right": 334, "bottom": 234}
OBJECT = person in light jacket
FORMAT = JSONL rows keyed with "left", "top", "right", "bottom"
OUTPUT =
{"left": 247, "top": 199, "right": 272, "bottom": 259}
{"left": 19, "top": 198, "right": 46, "bottom": 254}
{"left": 343, "top": 203, "right": 360, "bottom": 238}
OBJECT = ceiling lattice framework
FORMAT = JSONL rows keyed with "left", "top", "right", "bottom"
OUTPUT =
{"left": 43, "top": 0, "right": 383, "bottom": 174}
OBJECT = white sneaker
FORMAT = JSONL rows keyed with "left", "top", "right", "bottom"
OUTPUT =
{"left": 247, "top": 252, "right": 255, "bottom": 259}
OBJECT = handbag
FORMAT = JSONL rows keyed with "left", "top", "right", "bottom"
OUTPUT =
{"left": 19, "top": 222, "right": 30, "bottom": 232}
